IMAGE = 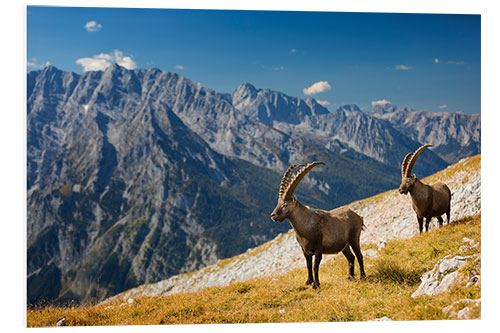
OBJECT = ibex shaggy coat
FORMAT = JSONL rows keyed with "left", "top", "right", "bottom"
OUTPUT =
{"left": 271, "top": 162, "right": 366, "bottom": 289}
{"left": 399, "top": 144, "right": 452, "bottom": 233}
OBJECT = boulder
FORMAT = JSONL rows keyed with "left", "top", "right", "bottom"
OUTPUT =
{"left": 442, "top": 298, "right": 481, "bottom": 319}
{"left": 411, "top": 255, "right": 473, "bottom": 298}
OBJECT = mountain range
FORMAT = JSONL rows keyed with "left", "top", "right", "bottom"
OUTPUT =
{"left": 27, "top": 65, "right": 480, "bottom": 305}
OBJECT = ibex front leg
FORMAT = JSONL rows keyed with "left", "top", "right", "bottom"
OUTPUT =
{"left": 313, "top": 251, "right": 322, "bottom": 289}
{"left": 302, "top": 249, "right": 314, "bottom": 286}
{"left": 417, "top": 216, "right": 424, "bottom": 234}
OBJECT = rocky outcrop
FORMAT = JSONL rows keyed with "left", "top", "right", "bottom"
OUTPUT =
{"left": 409, "top": 234, "right": 481, "bottom": 319}
{"left": 442, "top": 298, "right": 481, "bottom": 320}
{"left": 411, "top": 255, "right": 476, "bottom": 298}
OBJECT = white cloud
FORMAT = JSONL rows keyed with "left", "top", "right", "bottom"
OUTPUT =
{"left": 27, "top": 58, "right": 51, "bottom": 69}
{"left": 434, "top": 58, "right": 440, "bottom": 63}
{"left": 290, "top": 48, "right": 297, "bottom": 53}
{"left": 175, "top": 65, "right": 184, "bottom": 70}
{"left": 395, "top": 64, "right": 411, "bottom": 70}
{"left": 316, "top": 100, "right": 330, "bottom": 107}
{"left": 76, "top": 50, "right": 137, "bottom": 72}
{"left": 273, "top": 66, "right": 286, "bottom": 71}
{"left": 371, "top": 99, "right": 391, "bottom": 107}
{"left": 439, "top": 104, "right": 448, "bottom": 109}
{"left": 303, "top": 81, "right": 331, "bottom": 95}
{"left": 85, "top": 21, "right": 102, "bottom": 32}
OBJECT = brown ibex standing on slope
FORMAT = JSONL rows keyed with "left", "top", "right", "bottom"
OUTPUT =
{"left": 270, "top": 162, "right": 366, "bottom": 289}
{"left": 399, "top": 144, "right": 452, "bottom": 233}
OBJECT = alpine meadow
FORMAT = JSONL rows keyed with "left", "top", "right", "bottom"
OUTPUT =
{"left": 26, "top": 7, "right": 481, "bottom": 327}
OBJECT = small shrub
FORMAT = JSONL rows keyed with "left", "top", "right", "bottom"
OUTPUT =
{"left": 373, "top": 258, "right": 421, "bottom": 285}
{"left": 230, "top": 282, "right": 252, "bottom": 294}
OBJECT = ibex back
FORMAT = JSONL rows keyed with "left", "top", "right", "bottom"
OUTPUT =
{"left": 271, "top": 162, "right": 366, "bottom": 289}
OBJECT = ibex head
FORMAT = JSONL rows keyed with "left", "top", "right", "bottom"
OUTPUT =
{"left": 399, "top": 144, "right": 432, "bottom": 194}
{"left": 271, "top": 162, "right": 325, "bottom": 222}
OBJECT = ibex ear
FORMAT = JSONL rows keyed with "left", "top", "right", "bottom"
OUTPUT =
{"left": 292, "top": 195, "right": 298, "bottom": 202}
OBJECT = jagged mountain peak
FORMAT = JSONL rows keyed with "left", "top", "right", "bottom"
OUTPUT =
{"left": 371, "top": 102, "right": 414, "bottom": 115}
{"left": 231, "top": 83, "right": 329, "bottom": 125}
{"left": 107, "top": 63, "right": 127, "bottom": 72}
{"left": 336, "top": 104, "right": 364, "bottom": 115}
{"left": 235, "top": 82, "right": 259, "bottom": 93}
{"left": 39, "top": 64, "right": 66, "bottom": 75}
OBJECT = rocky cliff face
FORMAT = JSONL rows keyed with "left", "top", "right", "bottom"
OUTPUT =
{"left": 371, "top": 103, "right": 481, "bottom": 164}
{"left": 26, "top": 66, "right": 299, "bottom": 305}
{"left": 231, "top": 85, "right": 448, "bottom": 174}
{"left": 231, "top": 83, "right": 330, "bottom": 125}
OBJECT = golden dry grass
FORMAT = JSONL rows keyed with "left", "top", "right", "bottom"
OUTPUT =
{"left": 423, "top": 154, "right": 480, "bottom": 185}
{"left": 27, "top": 214, "right": 481, "bottom": 327}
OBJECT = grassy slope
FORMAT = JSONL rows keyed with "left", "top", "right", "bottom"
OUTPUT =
{"left": 27, "top": 214, "right": 480, "bottom": 326}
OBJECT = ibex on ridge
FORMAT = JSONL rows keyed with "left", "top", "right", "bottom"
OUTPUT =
{"left": 271, "top": 162, "right": 366, "bottom": 289}
{"left": 399, "top": 144, "right": 452, "bottom": 233}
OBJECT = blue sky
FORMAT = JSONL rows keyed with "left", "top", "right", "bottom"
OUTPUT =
{"left": 27, "top": 6, "right": 481, "bottom": 114}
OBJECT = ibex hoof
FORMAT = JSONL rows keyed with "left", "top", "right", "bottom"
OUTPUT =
{"left": 312, "top": 282, "right": 320, "bottom": 289}
{"left": 305, "top": 279, "right": 313, "bottom": 286}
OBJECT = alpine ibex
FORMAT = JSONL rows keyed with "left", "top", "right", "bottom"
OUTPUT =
{"left": 399, "top": 144, "right": 452, "bottom": 233}
{"left": 270, "top": 162, "right": 366, "bottom": 289}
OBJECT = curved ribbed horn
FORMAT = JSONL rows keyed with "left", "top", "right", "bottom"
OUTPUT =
{"left": 279, "top": 164, "right": 304, "bottom": 199}
{"left": 401, "top": 152, "right": 414, "bottom": 178}
{"left": 283, "top": 161, "right": 325, "bottom": 200}
{"left": 405, "top": 144, "right": 432, "bottom": 177}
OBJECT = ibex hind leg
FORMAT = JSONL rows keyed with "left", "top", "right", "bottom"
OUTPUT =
{"left": 425, "top": 217, "right": 431, "bottom": 232}
{"left": 349, "top": 242, "right": 366, "bottom": 279}
{"left": 446, "top": 206, "right": 451, "bottom": 225}
{"left": 437, "top": 216, "right": 444, "bottom": 227}
{"left": 342, "top": 247, "right": 356, "bottom": 280}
